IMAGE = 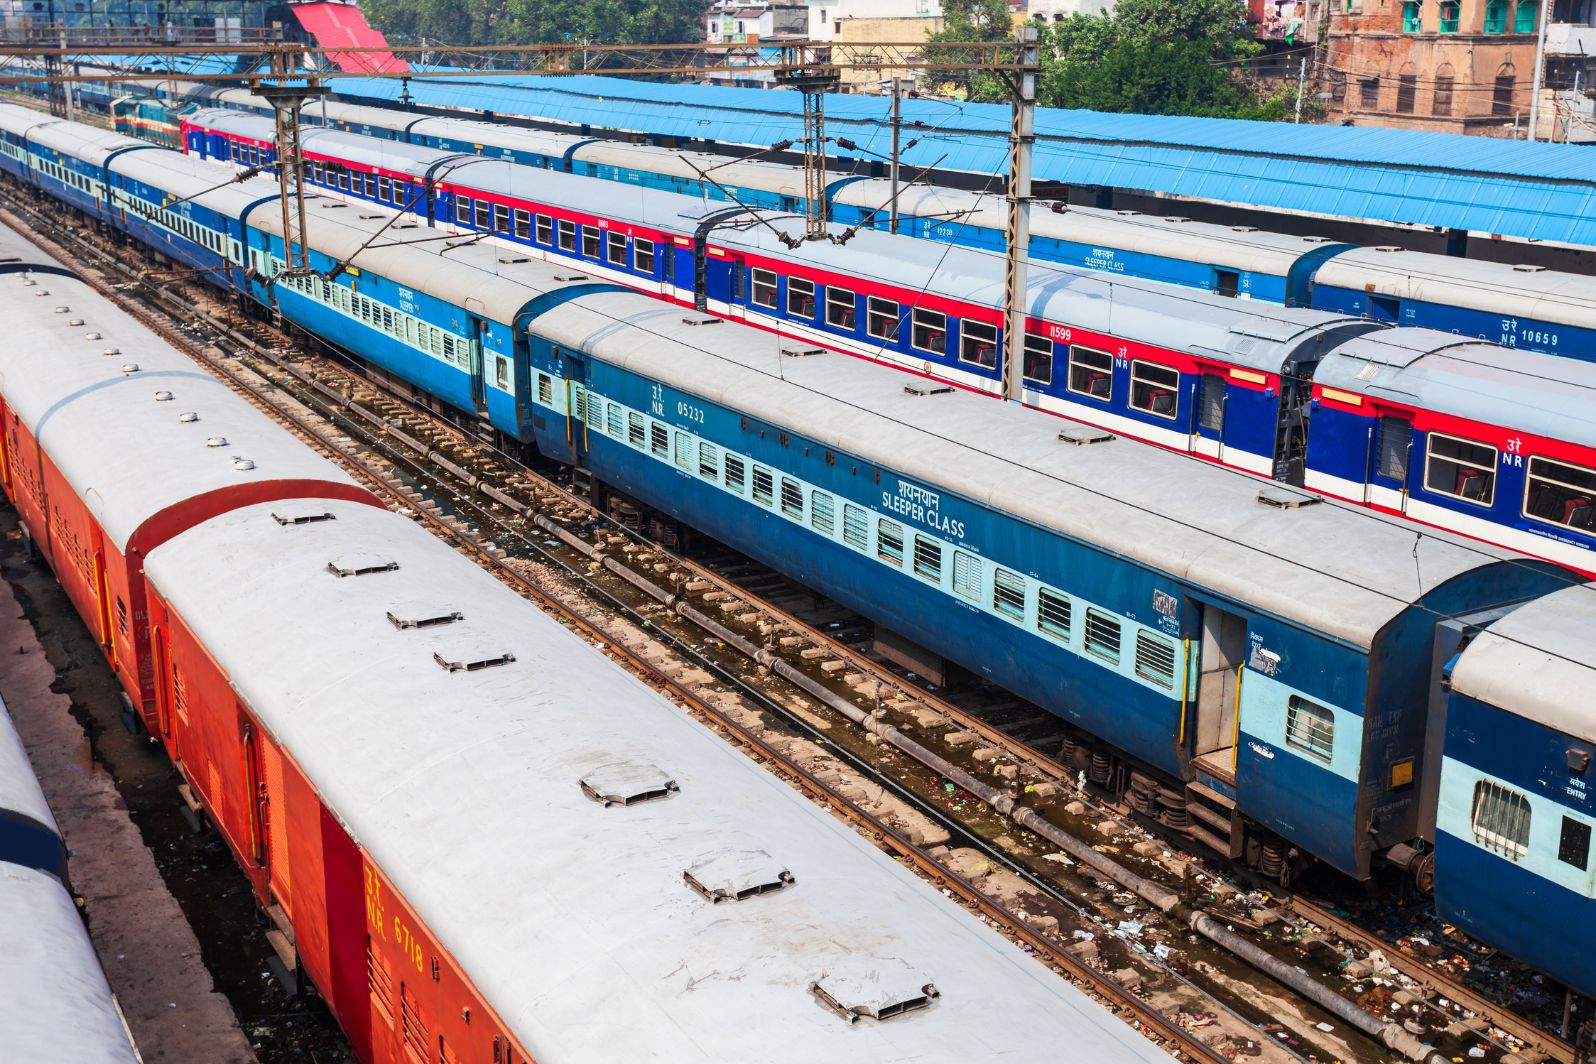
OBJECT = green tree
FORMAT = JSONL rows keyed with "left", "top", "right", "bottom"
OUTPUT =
{"left": 925, "top": 0, "right": 1014, "bottom": 100}
{"left": 1049, "top": 35, "right": 1246, "bottom": 115}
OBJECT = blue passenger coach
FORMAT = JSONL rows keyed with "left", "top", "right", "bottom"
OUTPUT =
{"left": 1438, "top": 585, "right": 1596, "bottom": 998}
{"left": 516, "top": 290, "right": 1575, "bottom": 883}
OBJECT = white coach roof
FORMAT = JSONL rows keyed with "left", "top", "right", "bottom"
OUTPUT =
{"left": 145, "top": 498, "right": 1171, "bottom": 1063}
{"left": 0, "top": 222, "right": 361, "bottom": 549}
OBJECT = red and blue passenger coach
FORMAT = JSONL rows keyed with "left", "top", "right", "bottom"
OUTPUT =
{"left": 1305, "top": 329, "right": 1596, "bottom": 575}
{"left": 0, "top": 227, "right": 373, "bottom": 725}
{"left": 1437, "top": 585, "right": 1596, "bottom": 999}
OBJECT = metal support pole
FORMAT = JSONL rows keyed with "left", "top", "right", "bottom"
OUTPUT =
{"left": 1294, "top": 55, "right": 1308, "bottom": 122}
{"left": 1528, "top": 0, "right": 1552, "bottom": 141}
{"left": 802, "top": 87, "right": 827, "bottom": 240}
{"left": 260, "top": 55, "right": 327, "bottom": 277}
{"left": 999, "top": 25, "right": 1038, "bottom": 404}
{"left": 889, "top": 75, "right": 902, "bottom": 234}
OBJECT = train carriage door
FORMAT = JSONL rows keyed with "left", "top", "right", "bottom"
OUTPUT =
{"left": 1192, "top": 604, "right": 1246, "bottom": 783}
{"left": 258, "top": 738, "right": 293, "bottom": 917}
{"left": 153, "top": 625, "right": 173, "bottom": 741}
{"left": 242, "top": 719, "right": 269, "bottom": 872}
{"left": 1192, "top": 372, "right": 1226, "bottom": 463}
{"left": 724, "top": 255, "right": 747, "bottom": 321}
{"left": 92, "top": 547, "right": 116, "bottom": 661}
{"left": 1368, "top": 413, "right": 1413, "bottom": 512}
{"left": 466, "top": 314, "right": 489, "bottom": 417}
{"left": 562, "top": 352, "right": 590, "bottom": 466}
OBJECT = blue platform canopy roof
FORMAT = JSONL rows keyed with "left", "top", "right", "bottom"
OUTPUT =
{"left": 326, "top": 71, "right": 1596, "bottom": 247}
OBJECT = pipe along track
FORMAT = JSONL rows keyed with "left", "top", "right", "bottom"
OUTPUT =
{"left": 8, "top": 194, "right": 1558, "bottom": 1064}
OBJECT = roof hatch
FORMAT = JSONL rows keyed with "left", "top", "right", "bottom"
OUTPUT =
{"left": 271, "top": 508, "right": 336, "bottom": 526}
{"left": 1257, "top": 486, "right": 1321, "bottom": 510}
{"left": 387, "top": 605, "right": 463, "bottom": 630}
{"left": 810, "top": 957, "right": 939, "bottom": 1024}
{"left": 1058, "top": 425, "right": 1114, "bottom": 445}
{"left": 432, "top": 645, "right": 515, "bottom": 672}
{"left": 579, "top": 762, "right": 678, "bottom": 807}
{"left": 326, "top": 553, "right": 399, "bottom": 577}
{"left": 682, "top": 849, "right": 794, "bottom": 904}
{"left": 902, "top": 382, "right": 953, "bottom": 397}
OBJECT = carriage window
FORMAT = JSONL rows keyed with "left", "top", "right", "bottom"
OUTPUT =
{"left": 752, "top": 466, "right": 775, "bottom": 506}
{"left": 842, "top": 503, "right": 868, "bottom": 549}
{"left": 494, "top": 204, "right": 510, "bottom": 234}
{"left": 582, "top": 227, "right": 600, "bottom": 259}
{"left": 787, "top": 277, "right": 816, "bottom": 318}
{"left": 1285, "top": 696, "right": 1334, "bottom": 763}
{"left": 811, "top": 491, "right": 835, "bottom": 535}
{"left": 513, "top": 209, "right": 531, "bottom": 240}
{"left": 606, "top": 403, "right": 622, "bottom": 437}
{"left": 338, "top": 170, "right": 350, "bottom": 191}
{"left": 960, "top": 320, "right": 998, "bottom": 369}
{"left": 877, "top": 519, "right": 905, "bottom": 566}
{"left": 1130, "top": 361, "right": 1179, "bottom": 420}
{"left": 780, "top": 478, "right": 804, "bottom": 519}
{"left": 1376, "top": 416, "right": 1413, "bottom": 481}
{"left": 673, "top": 432, "right": 692, "bottom": 470}
{"left": 1524, "top": 456, "right": 1596, "bottom": 532}
{"left": 393, "top": 180, "right": 411, "bottom": 207}
{"left": 724, "top": 453, "right": 747, "bottom": 493}
{"left": 1472, "top": 779, "right": 1530, "bottom": 859}
{"left": 1083, "top": 609, "right": 1121, "bottom": 664}
{"left": 634, "top": 239, "right": 655, "bottom": 274}
{"left": 951, "top": 551, "right": 980, "bottom": 601}
{"left": 992, "top": 567, "right": 1025, "bottom": 621}
{"left": 607, "top": 232, "right": 627, "bottom": 266}
{"left": 627, "top": 411, "right": 645, "bottom": 446}
{"left": 1068, "top": 346, "right": 1114, "bottom": 401}
{"left": 912, "top": 308, "right": 947, "bottom": 355}
{"left": 1023, "top": 333, "right": 1053, "bottom": 385}
{"left": 1135, "top": 632, "right": 1177, "bottom": 690}
{"left": 377, "top": 176, "right": 391, "bottom": 200}
{"left": 495, "top": 357, "right": 509, "bottom": 389}
{"left": 751, "top": 268, "right": 778, "bottom": 309}
{"left": 537, "top": 215, "right": 553, "bottom": 245}
{"left": 826, "top": 287, "right": 857, "bottom": 330}
{"left": 912, "top": 536, "right": 942, "bottom": 581}
{"left": 1037, "top": 589, "right": 1071, "bottom": 639}
{"left": 650, "top": 423, "right": 669, "bottom": 458}
{"left": 1560, "top": 816, "right": 1591, "bottom": 870}
{"left": 698, "top": 441, "right": 719, "bottom": 480}
{"left": 867, "top": 297, "right": 900, "bottom": 341}
{"left": 455, "top": 197, "right": 472, "bottom": 226}
{"left": 1424, "top": 432, "right": 1497, "bottom": 506}
{"left": 557, "top": 220, "right": 576, "bottom": 252}
{"left": 475, "top": 200, "right": 491, "bottom": 229}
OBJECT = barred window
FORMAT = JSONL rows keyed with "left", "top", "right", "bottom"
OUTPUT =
{"left": 634, "top": 238, "right": 656, "bottom": 274}
{"left": 842, "top": 503, "right": 868, "bottom": 549}
{"left": 752, "top": 466, "right": 775, "bottom": 505}
{"left": 584, "top": 391, "right": 603, "bottom": 424}
{"left": 993, "top": 567, "right": 1025, "bottom": 621}
{"left": 951, "top": 551, "right": 981, "bottom": 602}
{"left": 1135, "top": 632, "right": 1177, "bottom": 690}
{"left": 780, "top": 477, "right": 804, "bottom": 519}
{"left": 650, "top": 423, "right": 669, "bottom": 458}
{"left": 606, "top": 403, "right": 623, "bottom": 437}
{"left": 1285, "top": 696, "right": 1335, "bottom": 763}
{"left": 1377, "top": 416, "right": 1412, "bottom": 481}
{"left": 913, "top": 536, "right": 942, "bottom": 581}
{"left": 751, "top": 268, "right": 778, "bottom": 309}
{"left": 1471, "top": 779, "right": 1531, "bottom": 860}
{"left": 811, "top": 491, "right": 835, "bottom": 535}
{"left": 1083, "top": 609, "right": 1122, "bottom": 664}
{"left": 959, "top": 320, "right": 998, "bottom": 369}
{"left": 627, "top": 411, "right": 645, "bottom": 447}
{"left": 673, "top": 432, "right": 693, "bottom": 470}
{"left": 1037, "top": 589, "right": 1071, "bottom": 640}
{"left": 699, "top": 441, "right": 720, "bottom": 480}
{"left": 724, "top": 453, "right": 747, "bottom": 493}
{"left": 538, "top": 374, "right": 553, "bottom": 404}
{"left": 877, "top": 519, "right": 905, "bottom": 566}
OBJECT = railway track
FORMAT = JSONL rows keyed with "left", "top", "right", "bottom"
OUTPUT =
{"left": 7, "top": 191, "right": 1576, "bottom": 1064}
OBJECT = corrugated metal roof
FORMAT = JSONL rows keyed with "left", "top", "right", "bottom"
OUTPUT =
{"left": 323, "top": 71, "right": 1596, "bottom": 246}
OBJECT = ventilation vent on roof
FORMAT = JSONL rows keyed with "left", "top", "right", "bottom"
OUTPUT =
{"left": 102, "top": 347, "right": 120, "bottom": 357}
{"left": 1354, "top": 360, "right": 1379, "bottom": 381}
{"left": 54, "top": 305, "right": 69, "bottom": 313}
{"left": 1257, "top": 485, "right": 1321, "bottom": 509}
{"left": 178, "top": 411, "right": 199, "bottom": 423}
{"left": 1114, "top": 209, "right": 1140, "bottom": 216}
{"left": 232, "top": 457, "right": 256, "bottom": 471}
{"left": 387, "top": 607, "right": 462, "bottom": 630}
{"left": 359, "top": 213, "right": 385, "bottom": 220}
{"left": 1303, "top": 236, "right": 1333, "bottom": 244}
{"left": 121, "top": 363, "right": 139, "bottom": 375}
{"left": 85, "top": 332, "right": 102, "bottom": 340}
{"left": 498, "top": 256, "right": 530, "bottom": 264}
{"left": 432, "top": 645, "right": 515, "bottom": 672}
{"left": 154, "top": 390, "right": 173, "bottom": 402}
{"left": 683, "top": 849, "right": 794, "bottom": 904}
{"left": 810, "top": 958, "right": 939, "bottom": 1025}
{"left": 903, "top": 382, "right": 953, "bottom": 397}
{"left": 66, "top": 318, "right": 84, "bottom": 327}
{"left": 33, "top": 289, "right": 48, "bottom": 296}
{"left": 681, "top": 316, "right": 722, "bottom": 327}
{"left": 1373, "top": 245, "right": 1403, "bottom": 253}
{"left": 579, "top": 763, "right": 679, "bottom": 808}
{"left": 1164, "top": 216, "right": 1190, "bottom": 224}
{"left": 20, "top": 278, "right": 35, "bottom": 286}
{"left": 320, "top": 201, "right": 348, "bottom": 209}
{"left": 781, "top": 344, "right": 825, "bottom": 358}
{"left": 1513, "top": 264, "right": 1547, "bottom": 273}
{"left": 1059, "top": 425, "right": 1115, "bottom": 445}
{"left": 205, "top": 436, "right": 228, "bottom": 448}
{"left": 326, "top": 554, "right": 399, "bottom": 578}
{"left": 1232, "top": 225, "right": 1259, "bottom": 233}
{"left": 271, "top": 509, "right": 335, "bottom": 526}
{"left": 396, "top": 223, "right": 419, "bottom": 229}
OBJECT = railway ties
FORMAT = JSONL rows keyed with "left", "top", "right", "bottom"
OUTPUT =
{"left": 6, "top": 193, "right": 1578, "bottom": 1064}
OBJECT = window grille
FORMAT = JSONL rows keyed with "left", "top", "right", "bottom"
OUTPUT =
{"left": 1134, "top": 632, "right": 1177, "bottom": 689}
{"left": 780, "top": 478, "right": 804, "bottom": 518}
{"left": 842, "top": 504, "right": 868, "bottom": 549}
{"left": 724, "top": 453, "right": 747, "bottom": 493}
{"left": 811, "top": 491, "right": 836, "bottom": 535}
{"left": 1037, "top": 589, "right": 1072, "bottom": 639}
{"left": 752, "top": 466, "right": 775, "bottom": 505}
{"left": 1285, "top": 696, "right": 1335, "bottom": 762}
{"left": 628, "top": 411, "right": 645, "bottom": 447}
{"left": 1083, "top": 609, "right": 1122, "bottom": 664}
{"left": 877, "top": 519, "right": 905, "bottom": 566}
{"left": 993, "top": 568, "right": 1026, "bottom": 620}
{"left": 951, "top": 551, "right": 981, "bottom": 601}
{"left": 1376, "top": 416, "right": 1412, "bottom": 481}
{"left": 673, "top": 433, "right": 693, "bottom": 470}
{"left": 650, "top": 423, "right": 669, "bottom": 458}
{"left": 1471, "top": 779, "right": 1531, "bottom": 859}
{"left": 699, "top": 441, "right": 720, "bottom": 480}
{"left": 913, "top": 536, "right": 942, "bottom": 581}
